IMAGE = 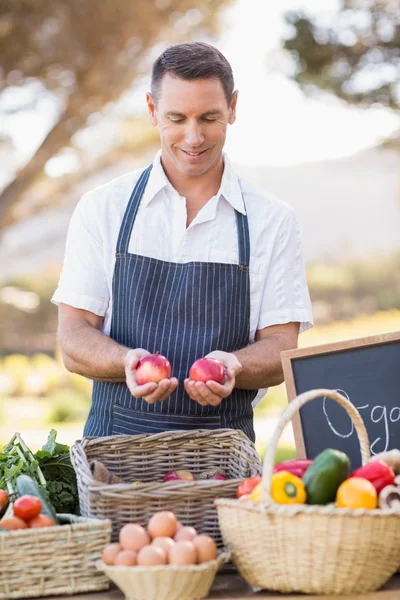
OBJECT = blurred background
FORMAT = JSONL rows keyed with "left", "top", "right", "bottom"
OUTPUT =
{"left": 1, "top": 0, "right": 400, "bottom": 459}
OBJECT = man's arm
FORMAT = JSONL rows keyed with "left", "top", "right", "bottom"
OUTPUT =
{"left": 58, "top": 303, "right": 128, "bottom": 381}
{"left": 184, "top": 322, "right": 299, "bottom": 406}
{"left": 234, "top": 322, "right": 299, "bottom": 389}
{"left": 58, "top": 303, "right": 179, "bottom": 400}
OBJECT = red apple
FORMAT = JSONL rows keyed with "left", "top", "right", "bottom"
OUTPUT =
{"left": 189, "top": 358, "right": 225, "bottom": 384}
{"left": 135, "top": 353, "right": 171, "bottom": 385}
{"left": 163, "top": 470, "right": 195, "bottom": 482}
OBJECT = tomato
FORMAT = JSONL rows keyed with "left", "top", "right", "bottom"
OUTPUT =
{"left": 0, "top": 516, "right": 28, "bottom": 530}
{"left": 0, "top": 490, "right": 9, "bottom": 511}
{"left": 28, "top": 514, "right": 56, "bottom": 528}
{"left": 236, "top": 475, "right": 262, "bottom": 498}
{"left": 13, "top": 495, "right": 42, "bottom": 522}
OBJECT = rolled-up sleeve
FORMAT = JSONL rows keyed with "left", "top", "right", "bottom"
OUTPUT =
{"left": 258, "top": 209, "right": 313, "bottom": 334}
{"left": 52, "top": 193, "right": 109, "bottom": 316}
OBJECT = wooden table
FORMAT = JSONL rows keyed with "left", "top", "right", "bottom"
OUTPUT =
{"left": 45, "top": 573, "right": 400, "bottom": 600}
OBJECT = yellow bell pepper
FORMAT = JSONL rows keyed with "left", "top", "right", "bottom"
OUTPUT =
{"left": 271, "top": 470, "right": 307, "bottom": 504}
{"left": 336, "top": 477, "right": 377, "bottom": 509}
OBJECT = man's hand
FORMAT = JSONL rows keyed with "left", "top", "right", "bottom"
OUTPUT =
{"left": 184, "top": 351, "right": 242, "bottom": 407}
{"left": 125, "top": 349, "right": 178, "bottom": 404}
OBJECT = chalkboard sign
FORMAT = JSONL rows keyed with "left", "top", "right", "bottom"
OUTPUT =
{"left": 281, "top": 331, "right": 400, "bottom": 469}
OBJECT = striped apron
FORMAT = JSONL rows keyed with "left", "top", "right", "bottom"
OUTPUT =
{"left": 84, "top": 165, "right": 257, "bottom": 441}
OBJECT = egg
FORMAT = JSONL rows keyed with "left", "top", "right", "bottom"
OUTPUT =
{"left": 152, "top": 536, "right": 176, "bottom": 554}
{"left": 148, "top": 511, "right": 177, "bottom": 539}
{"left": 114, "top": 550, "right": 137, "bottom": 566}
{"left": 193, "top": 535, "right": 217, "bottom": 563}
{"left": 102, "top": 543, "right": 122, "bottom": 565}
{"left": 174, "top": 526, "right": 197, "bottom": 542}
{"left": 119, "top": 523, "right": 150, "bottom": 551}
{"left": 137, "top": 545, "right": 168, "bottom": 566}
{"left": 168, "top": 540, "right": 197, "bottom": 565}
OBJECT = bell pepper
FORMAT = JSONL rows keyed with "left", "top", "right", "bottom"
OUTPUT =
{"left": 273, "top": 458, "right": 312, "bottom": 479}
{"left": 270, "top": 471, "right": 306, "bottom": 505}
{"left": 350, "top": 459, "right": 395, "bottom": 494}
{"left": 236, "top": 475, "right": 262, "bottom": 498}
{"left": 336, "top": 477, "right": 377, "bottom": 509}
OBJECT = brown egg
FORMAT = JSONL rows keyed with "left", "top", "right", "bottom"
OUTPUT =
{"left": 152, "top": 536, "right": 175, "bottom": 554}
{"left": 168, "top": 541, "right": 197, "bottom": 565}
{"left": 148, "top": 511, "right": 177, "bottom": 539}
{"left": 114, "top": 550, "right": 137, "bottom": 566}
{"left": 137, "top": 545, "right": 168, "bottom": 566}
{"left": 102, "top": 543, "right": 122, "bottom": 565}
{"left": 119, "top": 523, "right": 150, "bottom": 551}
{"left": 193, "top": 535, "right": 217, "bottom": 563}
{"left": 174, "top": 525, "right": 197, "bottom": 542}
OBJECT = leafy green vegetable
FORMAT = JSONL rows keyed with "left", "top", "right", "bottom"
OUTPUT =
{"left": 36, "top": 430, "right": 79, "bottom": 514}
{"left": 0, "top": 430, "right": 79, "bottom": 515}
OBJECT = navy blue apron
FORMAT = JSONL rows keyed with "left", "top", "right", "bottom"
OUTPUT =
{"left": 84, "top": 165, "right": 257, "bottom": 441}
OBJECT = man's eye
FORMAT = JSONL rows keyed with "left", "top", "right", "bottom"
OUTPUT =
{"left": 170, "top": 118, "right": 184, "bottom": 123}
{"left": 203, "top": 118, "right": 217, "bottom": 122}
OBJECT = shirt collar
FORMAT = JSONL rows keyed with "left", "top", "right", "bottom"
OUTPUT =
{"left": 142, "top": 150, "right": 246, "bottom": 216}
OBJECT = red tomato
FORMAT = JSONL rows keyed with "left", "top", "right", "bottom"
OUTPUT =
{"left": 29, "top": 514, "right": 56, "bottom": 528}
{"left": 236, "top": 475, "right": 262, "bottom": 498}
{"left": 0, "top": 490, "right": 9, "bottom": 511}
{"left": 13, "top": 495, "right": 42, "bottom": 522}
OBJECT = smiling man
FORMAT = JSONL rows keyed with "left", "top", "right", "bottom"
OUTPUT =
{"left": 53, "top": 42, "right": 313, "bottom": 441}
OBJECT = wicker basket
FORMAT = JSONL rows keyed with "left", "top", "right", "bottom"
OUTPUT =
{"left": 70, "top": 428, "right": 261, "bottom": 547}
{"left": 0, "top": 513, "right": 111, "bottom": 599}
{"left": 96, "top": 553, "right": 227, "bottom": 600}
{"left": 216, "top": 389, "right": 400, "bottom": 596}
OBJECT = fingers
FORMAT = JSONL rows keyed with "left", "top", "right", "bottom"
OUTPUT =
{"left": 184, "top": 377, "right": 234, "bottom": 407}
{"left": 143, "top": 378, "right": 178, "bottom": 404}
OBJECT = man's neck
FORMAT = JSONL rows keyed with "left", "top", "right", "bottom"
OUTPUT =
{"left": 161, "top": 155, "right": 224, "bottom": 208}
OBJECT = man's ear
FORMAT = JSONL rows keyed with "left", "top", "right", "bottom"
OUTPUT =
{"left": 228, "top": 90, "right": 238, "bottom": 125}
{"left": 146, "top": 92, "right": 158, "bottom": 126}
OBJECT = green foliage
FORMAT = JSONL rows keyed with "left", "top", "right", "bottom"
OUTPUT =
{"left": 283, "top": 1, "right": 400, "bottom": 109}
{"left": 47, "top": 389, "right": 91, "bottom": 424}
{"left": 258, "top": 443, "right": 296, "bottom": 464}
{"left": 307, "top": 252, "right": 400, "bottom": 323}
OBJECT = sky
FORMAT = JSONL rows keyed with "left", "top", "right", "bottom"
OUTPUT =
{"left": 1, "top": 0, "right": 399, "bottom": 181}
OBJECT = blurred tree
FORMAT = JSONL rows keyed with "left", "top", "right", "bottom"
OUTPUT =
{"left": 283, "top": 1, "right": 400, "bottom": 109}
{"left": 0, "top": 0, "right": 233, "bottom": 230}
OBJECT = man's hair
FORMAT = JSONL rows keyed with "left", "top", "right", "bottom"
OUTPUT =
{"left": 151, "top": 42, "right": 235, "bottom": 105}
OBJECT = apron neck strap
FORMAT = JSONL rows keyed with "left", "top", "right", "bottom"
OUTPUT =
{"left": 116, "top": 165, "right": 152, "bottom": 254}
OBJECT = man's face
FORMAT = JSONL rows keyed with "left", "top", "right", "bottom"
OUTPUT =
{"left": 146, "top": 74, "right": 238, "bottom": 179}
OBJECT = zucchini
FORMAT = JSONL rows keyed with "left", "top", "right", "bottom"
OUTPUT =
{"left": 302, "top": 449, "right": 350, "bottom": 505}
{"left": 16, "top": 475, "right": 59, "bottom": 525}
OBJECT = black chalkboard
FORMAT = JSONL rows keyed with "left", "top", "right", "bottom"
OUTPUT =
{"left": 281, "top": 332, "right": 400, "bottom": 470}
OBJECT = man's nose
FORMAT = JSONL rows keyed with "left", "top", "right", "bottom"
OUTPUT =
{"left": 184, "top": 120, "right": 205, "bottom": 147}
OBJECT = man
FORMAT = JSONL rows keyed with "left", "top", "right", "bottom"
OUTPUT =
{"left": 53, "top": 42, "right": 313, "bottom": 442}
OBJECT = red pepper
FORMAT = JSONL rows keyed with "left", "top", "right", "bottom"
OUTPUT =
{"left": 273, "top": 459, "right": 313, "bottom": 479}
{"left": 350, "top": 459, "right": 395, "bottom": 494}
{"left": 237, "top": 475, "right": 262, "bottom": 498}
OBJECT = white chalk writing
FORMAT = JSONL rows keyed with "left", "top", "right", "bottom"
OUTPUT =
{"left": 322, "top": 390, "right": 400, "bottom": 455}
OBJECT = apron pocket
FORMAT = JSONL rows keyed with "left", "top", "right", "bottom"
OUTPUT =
{"left": 112, "top": 404, "right": 222, "bottom": 436}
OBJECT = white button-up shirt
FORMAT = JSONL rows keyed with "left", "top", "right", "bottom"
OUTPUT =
{"left": 52, "top": 151, "right": 313, "bottom": 401}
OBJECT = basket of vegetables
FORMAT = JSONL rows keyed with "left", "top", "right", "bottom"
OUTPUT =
{"left": 215, "top": 389, "right": 400, "bottom": 596}
{"left": 0, "top": 434, "right": 111, "bottom": 599}
{"left": 70, "top": 428, "right": 261, "bottom": 547}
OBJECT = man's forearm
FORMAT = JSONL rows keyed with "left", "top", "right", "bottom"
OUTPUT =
{"left": 60, "top": 320, "right": 129, "bottom": 382}
{"left": 233, "top": 333, "right": 295, "bottom": 389}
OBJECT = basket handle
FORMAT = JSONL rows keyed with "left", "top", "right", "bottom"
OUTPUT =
{"left": 261, "top": 388, "right": 371, "bottom": 504}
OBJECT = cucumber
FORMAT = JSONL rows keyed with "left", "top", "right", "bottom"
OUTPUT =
{"left": 16, "top": 475, "right": 59, "bottom": 525}
{"left": 302, "top": 449, "right": 350, "bottom": 505}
